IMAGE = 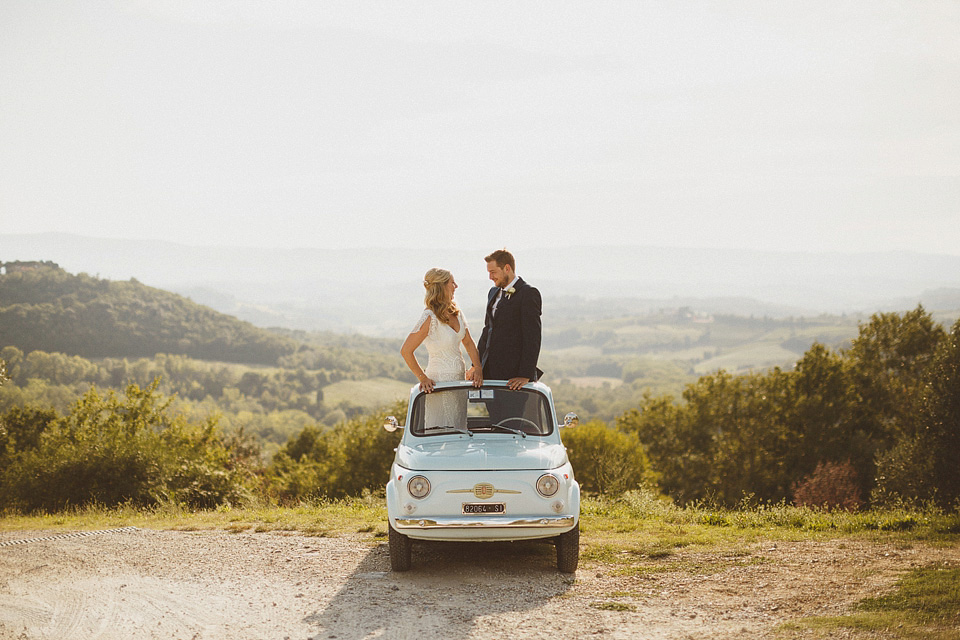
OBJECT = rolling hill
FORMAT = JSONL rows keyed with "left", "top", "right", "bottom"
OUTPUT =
{"left": 0, "top": 261, "right": 297, "bottom": 365}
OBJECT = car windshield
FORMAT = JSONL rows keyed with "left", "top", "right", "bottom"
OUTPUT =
{"left": 409, "top": 387, "right": 552, "bottom": 437}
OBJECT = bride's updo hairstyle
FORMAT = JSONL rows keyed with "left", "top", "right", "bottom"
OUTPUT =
{"left": 423, "top": 268, "right": 459, "bottom": 325}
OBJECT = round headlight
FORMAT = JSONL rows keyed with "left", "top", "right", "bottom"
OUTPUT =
{"left": 407, "top": 475, "right": 431, "bottom": 499}
{"left": 537, "top": 474, "right": 560, "bottom": 497}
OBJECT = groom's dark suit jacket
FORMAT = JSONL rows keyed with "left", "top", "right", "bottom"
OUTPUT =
{"left": 478, "top": 277, "right": 542, "bottom": 381}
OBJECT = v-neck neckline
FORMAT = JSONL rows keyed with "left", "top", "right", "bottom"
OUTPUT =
{"left": 446, "top": 315, "right": 461, "bottom": 334}
{"left": 436, "top": 310, "right": 460, "bottom": 334}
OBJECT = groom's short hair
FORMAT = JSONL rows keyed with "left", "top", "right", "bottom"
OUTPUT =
{"left": 485, "top": 249, "right": 515, "bottom": 271}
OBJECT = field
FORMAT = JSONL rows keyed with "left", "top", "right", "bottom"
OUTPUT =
{"left": 321, "top": 376, "right": 412, "bottom": 410}
{"left": 541, "top": 311, "right": 867, "bottom": 382}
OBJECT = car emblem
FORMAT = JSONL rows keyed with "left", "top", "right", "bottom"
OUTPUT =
{"left": 474, "top": 482, "right": 495, "bottom": 499}
{"left": 447, "top": 483, "right": 522, "bottom": 500}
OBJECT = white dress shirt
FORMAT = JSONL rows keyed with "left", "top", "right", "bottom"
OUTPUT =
{"left": 492, "top": 276, "right": 519, "bottom": 316}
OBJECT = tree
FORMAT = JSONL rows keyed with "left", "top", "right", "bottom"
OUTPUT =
{"left": 0, "top": 406, "right": 58, "bottom": 453}
{"left": 923, "top": 318, "right": 960, "bottom": 505}
{"left": 618, "top": 393, "right": 703, "bottom": 501}
{"left": 844, "top": 307, "right": 947, "bottom": 505}
{"left": 707, "top": 369, "right": 797, "bottom": 505}
{"left": 845, "top": 306, "right": 945, "bottom": 448}
{"left": 0, "top": 348, "right": 21, "bottom": 382}
{"left": 787, "top": 342, "right": 875, "bottom": 498}
{"left": 874, "top": 317, "right": 960, "bottom": 506}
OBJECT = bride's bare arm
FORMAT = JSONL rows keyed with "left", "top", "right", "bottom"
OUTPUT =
{"left": 401, "top": 318, "right": 435, "bottom": 392}
{"left": 462, "top": 328, "right": 483, "bottom": 387}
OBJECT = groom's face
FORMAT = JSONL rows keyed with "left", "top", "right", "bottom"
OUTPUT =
{"left": 486, "top": 261, "right": 513, "bottom": 289}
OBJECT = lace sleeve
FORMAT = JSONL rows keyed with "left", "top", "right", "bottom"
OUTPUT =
{"left": 411, "top": 309, "right": 434, "bottom": 334}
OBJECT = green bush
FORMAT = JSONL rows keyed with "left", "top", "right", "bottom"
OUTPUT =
{"left": 0, "top": 381, "right": 261, "bottom": 512}
{"left": 562, "top": 420, "right": 658, "bottom": 495}
{"left": 267, "top": 401, "right": 405, "bottom": 501}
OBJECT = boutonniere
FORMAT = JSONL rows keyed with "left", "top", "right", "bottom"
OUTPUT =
{"left": 504, "top": 287, "right": 516, "bottom": 299}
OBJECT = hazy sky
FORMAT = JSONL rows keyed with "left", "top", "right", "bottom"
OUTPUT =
{"left": 2, "top": 1, "right": 958, "bottom": 255}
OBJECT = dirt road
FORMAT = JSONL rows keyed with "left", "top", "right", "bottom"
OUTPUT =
{"left": 0, "top": 527, "right": 956, "bottom": 639}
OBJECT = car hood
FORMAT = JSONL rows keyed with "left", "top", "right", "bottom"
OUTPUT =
{"left": 395, "top": 438, "right": 569, "bottom": 471}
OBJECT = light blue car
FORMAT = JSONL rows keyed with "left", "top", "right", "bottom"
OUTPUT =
{"left": 383, "top": 380, "right": 581, "bottom": 572}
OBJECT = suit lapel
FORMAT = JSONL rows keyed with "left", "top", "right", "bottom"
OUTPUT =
{"left": 500, "top": 278, "right": 524, "bottom": 308}
{"left": 487, "top": 278, "right": 525, "bottom": 327}
{"left": 485, "top": 287, "right": 498, "bottom": 326}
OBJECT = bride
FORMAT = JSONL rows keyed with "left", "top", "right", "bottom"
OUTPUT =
{"left": 401, "top": 268, "right": 483, "bottom": 428}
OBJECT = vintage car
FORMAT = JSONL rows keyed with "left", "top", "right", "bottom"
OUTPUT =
{"left": 383, "top": 380, "right": 580, "bottom": 572}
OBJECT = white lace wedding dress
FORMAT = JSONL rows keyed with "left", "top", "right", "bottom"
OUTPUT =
{"left": 412, "top": 309, "right": 469, "bottom": 429}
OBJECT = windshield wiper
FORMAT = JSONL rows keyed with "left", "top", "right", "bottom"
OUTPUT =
{"left": 488, "top": 423, "right": 527, "bottom": 438}
{"left": 423, "top": 425, "right": 474, "bottom": 437}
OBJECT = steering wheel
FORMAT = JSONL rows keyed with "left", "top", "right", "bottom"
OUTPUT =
{"left": 492, "top": 417, "right": 540, "bottom": 431}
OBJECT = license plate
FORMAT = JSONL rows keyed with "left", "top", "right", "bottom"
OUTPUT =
{"left": 462, "top": 502, "right": 505, "bottom": 514}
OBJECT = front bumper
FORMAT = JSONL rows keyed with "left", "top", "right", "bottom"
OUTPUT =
{"left": 392, "top": 514, "right": 577, "bottom": 541}
{"left": 394, "top": 515, "right": 575, "bottom": 529}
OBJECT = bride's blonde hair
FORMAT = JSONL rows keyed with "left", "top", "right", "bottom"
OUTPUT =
{"left": 423, "top": 268, "right": 459, "bottom": 324}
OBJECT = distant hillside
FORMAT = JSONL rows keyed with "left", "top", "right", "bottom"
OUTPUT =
{"left": 4, "top": 233, "right": 960, "bottom": 335}
{"left": 0, "top": 261, "right": 297, "bottom": 364}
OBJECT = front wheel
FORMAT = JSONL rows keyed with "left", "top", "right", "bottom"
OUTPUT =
{"left": 389, "top": 524, "right": 412, "bottom": 571}
{"left": 555, "top": 522, "right": 580, "bottom": 573}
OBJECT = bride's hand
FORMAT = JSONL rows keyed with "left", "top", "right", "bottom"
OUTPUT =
{"left": 418, "top": 375, "right": 435, "bottom": 393}
{"left": 466, "top": 366, "right": 483, "bottom": 387}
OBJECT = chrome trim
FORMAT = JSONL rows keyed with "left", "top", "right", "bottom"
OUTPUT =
{"left": 383, "top": 415, "right": 400, "bottom": 432}
{"left": 446, "top": 487, "right": 522, "bottom": 497}
{"left": 394, "top": 515, "right": 575, "bottom": 529}
{"left": 407, "top": 475, "right": 431, "bottom": 499}
{"left": 536, "top": 473, "right": 560, "bottom": 497}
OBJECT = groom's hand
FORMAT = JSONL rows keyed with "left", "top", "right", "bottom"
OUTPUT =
{"left": 507, "top": 377, "right": 530, "bottom": 390}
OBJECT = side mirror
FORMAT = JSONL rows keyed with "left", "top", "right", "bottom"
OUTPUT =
{"left": 562, "top": 412, "right": 579, "bottom": 429}
{"left": 383, "top": 416, "right": 401, "bottom": 432}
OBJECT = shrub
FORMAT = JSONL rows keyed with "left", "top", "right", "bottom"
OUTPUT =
{"left": 0, "top": 381, "right": 261, "bottom": 512}
{"left": 267, "top": 401, "right": 405, "bottom": 501}
{"left": 792, "top": 460, "right": 863, "bottom": 511}
{"left": 562, "top": 420, "right": 658, "bottom": 495}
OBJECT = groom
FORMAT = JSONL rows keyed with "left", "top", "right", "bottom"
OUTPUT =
{"left": 476, "top": 249, "right": 542, "bottom": 390}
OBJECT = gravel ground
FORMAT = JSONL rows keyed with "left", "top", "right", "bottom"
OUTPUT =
{"left": 0, "top": 527, "right": 957, "bottom": 639}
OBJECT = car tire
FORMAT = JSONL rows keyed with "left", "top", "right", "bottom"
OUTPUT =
{"left": 389, "top": 524, "right": 412, "bottom": 571}
{"left": 555, "top": 522, "right": 579, "bottom": 573}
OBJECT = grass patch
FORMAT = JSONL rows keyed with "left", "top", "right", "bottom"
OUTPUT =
{"left": 571, "top": 490, "right": 959, "bottom": 581}
{"left": 225, "top": 523, "right": 251, "bottom": 534}
{"left": 859, "top": 566, "right": 960, "bottom": 626}
{"left": 580, "top": 490, "right": 960, "bottom": 553}
{"left": 782, "top": 566, "right": 960, "bottom": 639}
{"left": 610, "top": 553, "right": 771, "bottom": 578}
{"left": 0, "top": 494, "right": 388, "bottom": 538}
{"left": 1, "top": 490, "right": 956, "bottom": 566}
{"left": 590, "top": 601, "right": 636, "bottom": 612}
